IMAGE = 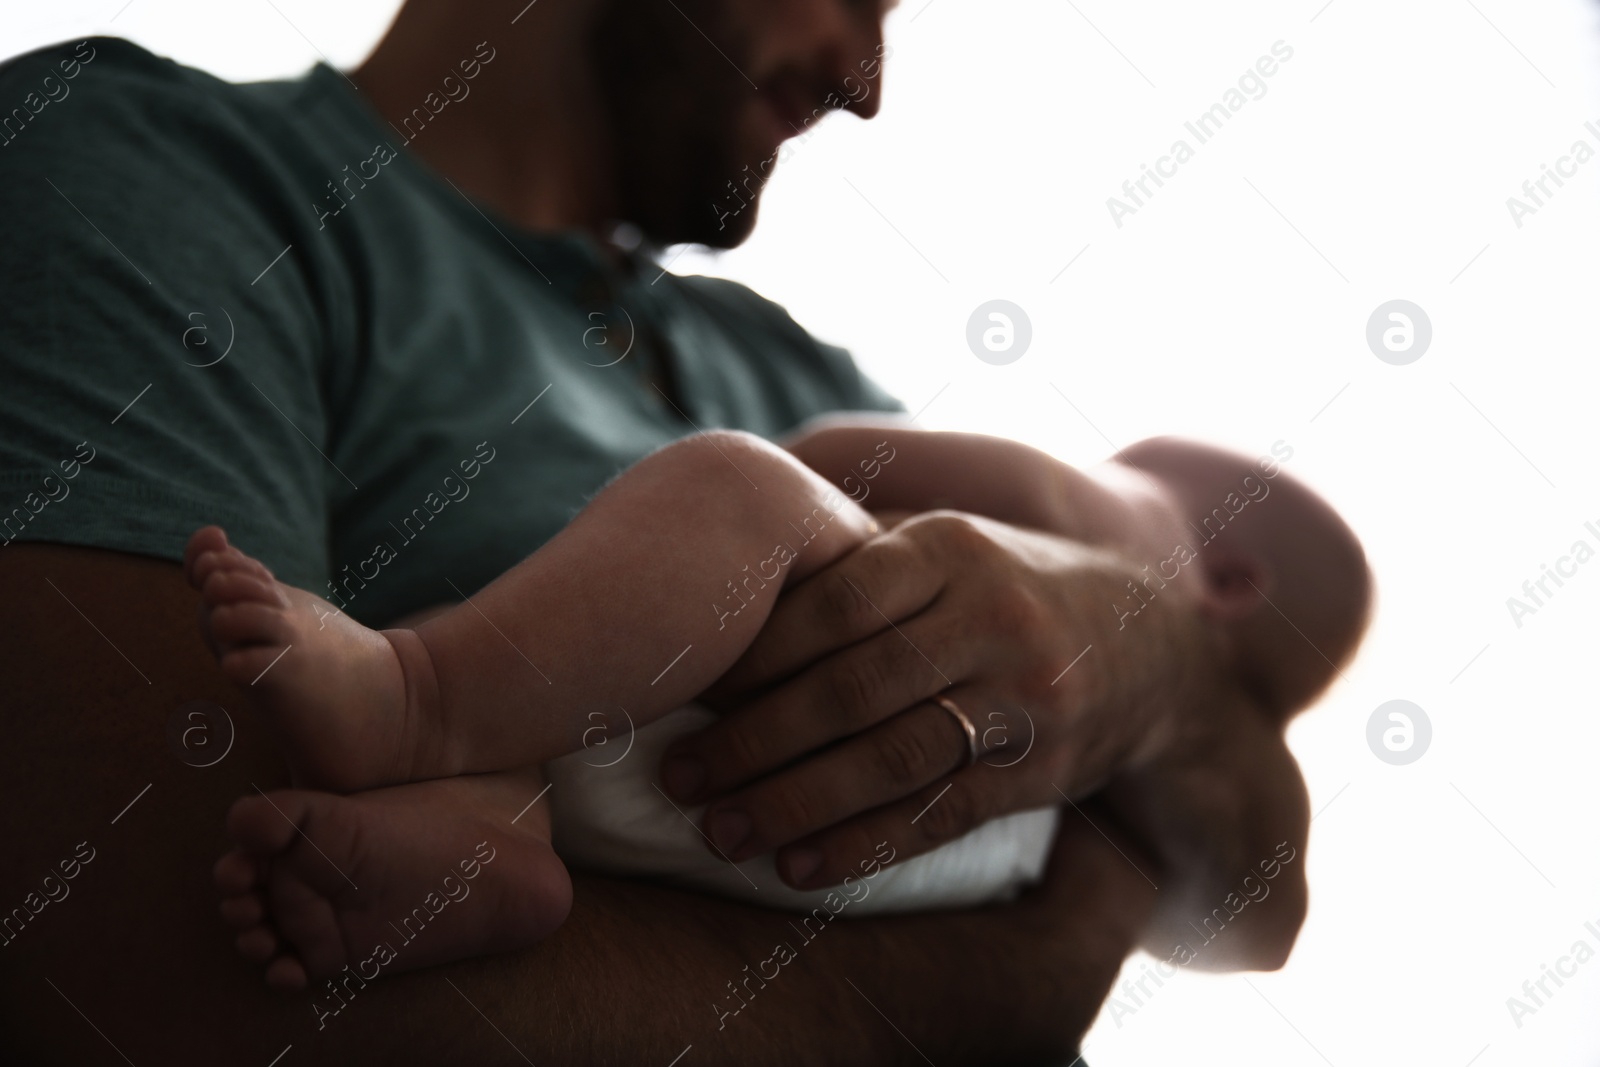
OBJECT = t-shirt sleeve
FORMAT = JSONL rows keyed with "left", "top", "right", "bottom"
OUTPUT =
{"left": 814, "top": 340, "right": 906, "bottom": 416}
{"left": 672, "top": 272, "right": 907, "bottom": 423}
{"left": 0, "top": 40, "right": 335, "bottom": 589}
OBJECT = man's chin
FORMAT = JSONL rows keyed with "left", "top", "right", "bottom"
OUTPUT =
{"left": 699, "top": 202, "right": 761, "bottom": 250}
{"left": 641, "top": 197, "right": 761, "bottom": 251}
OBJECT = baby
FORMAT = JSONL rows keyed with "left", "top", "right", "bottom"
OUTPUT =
{"left": 188, "top": 423, "right": 1369, "bottom": 990}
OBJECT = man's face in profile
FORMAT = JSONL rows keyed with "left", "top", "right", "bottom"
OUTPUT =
{"left": 587, "top": 0, "right": 887, "bottom": 248}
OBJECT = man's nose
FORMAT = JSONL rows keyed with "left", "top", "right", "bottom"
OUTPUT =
{"left": 809, "top": 1, "right": 888, "bottom": 120}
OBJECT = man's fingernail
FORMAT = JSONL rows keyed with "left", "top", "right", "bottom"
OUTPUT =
{"left": 662, "top": 756, "right": 706, "bottom": 801}
{"left": 782, "top": 846, "right": 822, "bottom": 886}
{"left": 706, "top": 809, "right": 752, "bottom": 855}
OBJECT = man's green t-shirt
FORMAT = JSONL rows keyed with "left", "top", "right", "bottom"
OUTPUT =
{"left": 0, "top": 38, "right": 901, "bottom": 626}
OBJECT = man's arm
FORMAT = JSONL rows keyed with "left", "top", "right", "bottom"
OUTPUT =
{"left": 0, "top": 543, "right": 1149, "bottom": 1065}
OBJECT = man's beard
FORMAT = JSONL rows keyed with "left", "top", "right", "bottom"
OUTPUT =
{"left": 587, "top": 0, "right": 768, "bottom": 248}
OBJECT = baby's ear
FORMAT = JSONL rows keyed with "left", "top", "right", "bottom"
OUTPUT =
{"left": 1199, "top": 544, "right": 1269, "bottom": 621}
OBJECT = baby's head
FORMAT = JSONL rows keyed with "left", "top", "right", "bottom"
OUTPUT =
{"left": 1117, "top": 437, "right": 1373, "bottom": 717}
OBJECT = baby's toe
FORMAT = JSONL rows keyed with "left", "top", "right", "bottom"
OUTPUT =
{"left": 216, "top": 542, "right": 277, "bottom": 584}
{"left": 264, "top": 955, "right": 308, "bottom": 991}
{"left": 219, "top": 645, "right": 293, "bottom": 690}
{"left": 268, "top": 873, "right": 348, "bottom": 981}
{"left": 183, "top": 527, "right": 229, "bottom": 583}
{"left": 225, "top": 793, "right": 305, "bottom": 856}
{"left": 219, "top": 892, "right": 264, "bottom": 928}
{"left": 214, "top": 849, "right": 262, "bottom": 895}
{"left": 209, "top": 601, "right": 293, "bottom": 648}
{"left": 236, "top": 925, "right": 279, "bottom": 962}
{"left": 189, "top": 550, "right": 228, "bottom": 590}
{"left": 200, "top": 567, "right": 281, "bottom": 609}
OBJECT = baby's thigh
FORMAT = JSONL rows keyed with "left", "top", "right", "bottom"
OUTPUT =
{"left": 645, "top": 429, "right": 826, "bottom": 503}
{"left": 387, "top": 602, "right": 458, "bottom": 628}
{"left": 628, "top": 430, "right": 875, "bottom": 562}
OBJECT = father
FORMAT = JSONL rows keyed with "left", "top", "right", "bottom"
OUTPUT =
{"left": 0, "top": 1, "right": 1312, "bottom": 1063}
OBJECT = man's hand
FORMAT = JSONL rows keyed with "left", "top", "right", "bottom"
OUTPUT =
{"left": 662, "top": 510, "right": 1200, "bottom": 885}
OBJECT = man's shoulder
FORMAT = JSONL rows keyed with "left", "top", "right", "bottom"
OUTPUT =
{"left": 1, "top": 37, "right": 227, "bottom": 120}
{"left": 3, "top": 36, "right": 153, "bottom": 81}
{"left": 671, "top": 272, "right": 811, "bottom": 337}
{"left": 665, "top": 270, "right": 903, "bottom": 416}
{"left": 0, "top": 37, "right": 319, "bottom": 170}
{"left": 670, "top": 272, "right": 839, "bottom": 371}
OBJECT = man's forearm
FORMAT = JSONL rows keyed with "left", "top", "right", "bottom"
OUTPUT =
{"left": 443, "top": 860, "right": 1142, "bottom": 1067}
{"left": 4, "top": 543, "right": 1153, "bottom": 1066}
{"left": 464, "top": 800, "right": 1162, "bottom": 1066}
{"left": 7, "top": 794, "right": 1137, "bottom": 1067}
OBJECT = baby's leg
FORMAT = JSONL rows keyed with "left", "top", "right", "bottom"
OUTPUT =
{"left": 215, "top": 765, "right": 568, "bottom": 990}
{"left": 184, "top": 429, "right": 877, "bottom": 793}
{"left": 415, "top": 429, "right": 879, "bottom": 775}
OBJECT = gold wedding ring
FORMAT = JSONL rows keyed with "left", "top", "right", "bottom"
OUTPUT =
{"left": 934, "top": 695, "right": 978, "bottom": 770}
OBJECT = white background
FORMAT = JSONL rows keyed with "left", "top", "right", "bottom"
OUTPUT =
{"left": 9, "top": 1, "right": 1600, "bottom": 1063}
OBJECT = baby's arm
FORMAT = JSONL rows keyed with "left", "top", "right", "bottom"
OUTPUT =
{"left": 792, "top": 423, "right": 1367, "bottom": 719}
{"left": 782, "top": 418, "right": 1168, "bottom": 557}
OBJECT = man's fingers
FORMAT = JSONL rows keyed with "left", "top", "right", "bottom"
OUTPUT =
{"left": 694, "top": 694, "right": 986, "bottom": 862}
{"left": 770, "top": 762, "right": 1032, "bottom": 890}
{"left": 708, "top": 528, "right": 944, "bottom": 701}
{"left": 663, "top": 615, "right": 968, "bottom": 804}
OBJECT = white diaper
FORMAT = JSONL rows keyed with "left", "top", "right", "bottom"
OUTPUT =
{"left": 545, "top": 705, "right": 1059, "bottom": 915}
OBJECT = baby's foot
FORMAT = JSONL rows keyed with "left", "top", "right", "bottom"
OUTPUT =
{"left": 214, "top": 771, "right": 570, "bottom": 991}
{"left": 184, "top": 526, "right": 438, "bottom": 792}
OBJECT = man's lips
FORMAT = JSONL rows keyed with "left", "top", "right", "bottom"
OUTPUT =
{"left": 758, "top": 88, "right": 813, "bottom": 147}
